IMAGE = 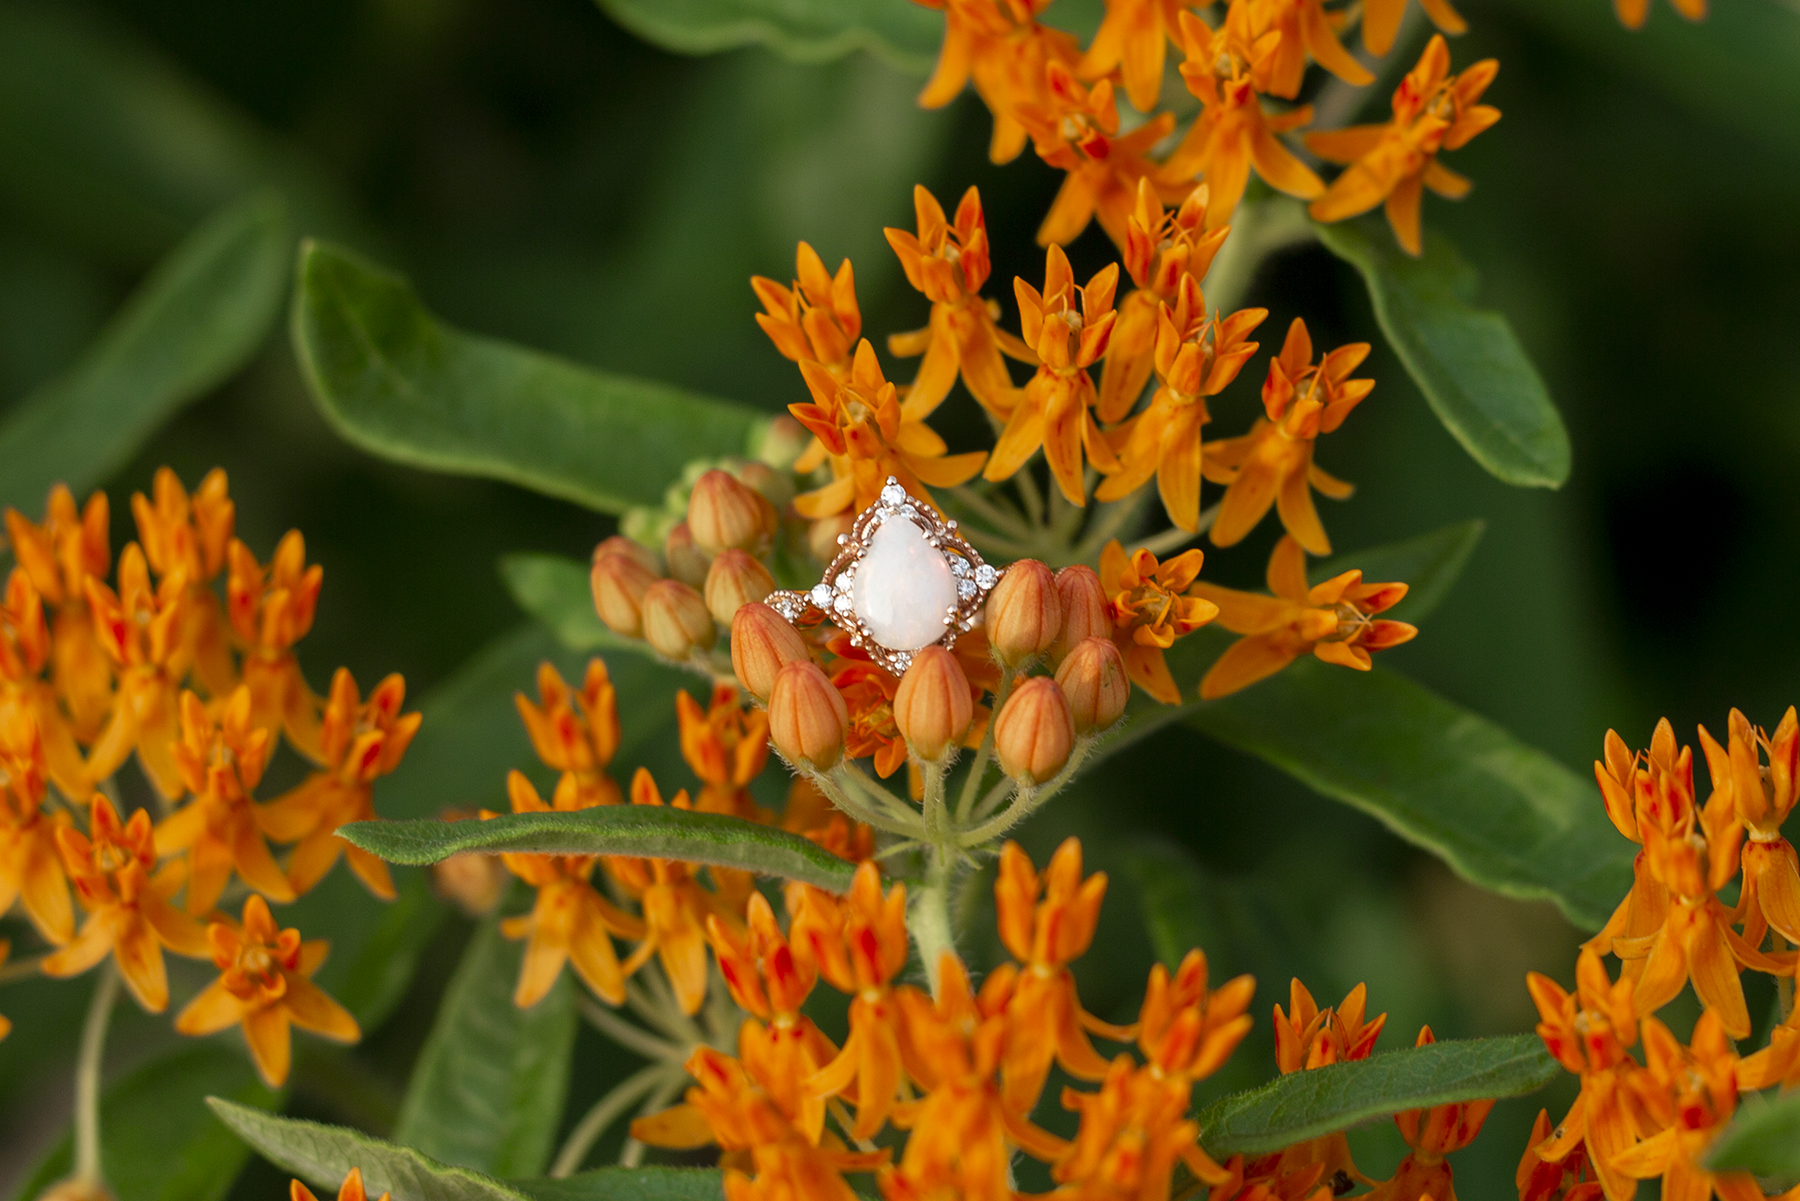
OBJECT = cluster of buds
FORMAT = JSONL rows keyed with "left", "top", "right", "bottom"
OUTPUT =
{"left": 0, "top": 469, "right": 414, "bottom": 1091}
{"left": 1519, "top": 711, "right": 1800, "bottom": 1201}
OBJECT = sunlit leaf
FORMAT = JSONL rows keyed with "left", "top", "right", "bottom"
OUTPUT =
{"left": 1707, "top": 1089, "right": 1800, "bottom": 1186}
{"left": 291, "top": 241, "right": 770, "bottom": 514}
{"left": 594, "top": 0, "right": 940, "bottom": 71}
{"left": 1317, "top": 216, "right": 1571, "bottom": 489}
{"left": 14, "top": 1046, "right": 278, "bottom": 1201}
{"left": 340, "top": 805, "right": 857, "bottom": 894}
{"left": 0, "top": 193, "right": 289, "bottom": 512}
{"left": 393, "top": 909, "right": 577, "bottom": 1178}
{"left": 1197, "top": 1034, "right": 1558, "bottom": 1157}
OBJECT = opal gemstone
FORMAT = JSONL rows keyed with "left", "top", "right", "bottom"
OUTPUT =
{"left": 851, "top": 516, "right": 956, "bottom": 651}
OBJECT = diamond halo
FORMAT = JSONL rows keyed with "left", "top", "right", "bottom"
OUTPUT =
{"left": 767, "top": 477, "right": 1001, "bottom": 675}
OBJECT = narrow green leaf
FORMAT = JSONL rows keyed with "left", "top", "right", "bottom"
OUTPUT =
{"left": 207, "top": 1098, "right": 532, "bottom": 1201}
{"left": 1707, "top": 1090, "right": 1800, "bottom": 1185}
{"left": 1118, "top": 838, "right": 1231, "bottom": 974}
{"left": 393, "top": 910, "right": 577, "bottom": 1178}
{"left": 13, "top": 1046, "right": 279, "bottom": 1201}
{"left": 0, "top": 193, "right": 289, "bottom": 511}
{"left": 340, "top": 805, "right": 857, "bottom": 894}
{"left": 1197, "top": 1034, "right": 1558, "bottom": 1157}
{"left": 501, "top": 553, "right": 639, "bottom": 656}
{"left": 513, "top": 1168, "right": 724, "bottom": 1201}
{"left": 291, "top": 240, "right": 770, "bottom": 515}
{"left": 595, "top": 0, "right": 940, "bottom": 71}
{"left": 1316, "top": 216, "right": 1570, "bottom": 489}
{"left": 1309, "top": 519, "right": 1484, "bottom": 625}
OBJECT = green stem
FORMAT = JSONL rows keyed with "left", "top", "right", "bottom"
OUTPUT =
{"left": 947, "top": 485, "right": 1037, "bottom": 542}
{"left": 1134, "top": 505, "right": 1220, "bottom": 558}
{"left": 955, "top": 666, "right": 1016, "bottom": 824}
{"left": 910, "top": 849, "right": 960, "bottom": 998}
{"left": 1069, "top": 492, "right": 1152, "bottom": 565}
{"left": 955, "top": 525, "right": 1041, "bottom": 562}
{"left": 956, "top": 736, "right": 1097, "bottom": 848}
{"left": 969, "top": 774, "right": 1017, "bottom": 822}
{"left": 1015, "top": 470, "right": 1046, "bottom": 528}
{"left": 578, "top": 995, "right": 688, "bottom": 1063}
{"left": 73, "top": 962, "right": 120, "bottom": 1184}
{"left": 839, "top": 762, "right": 923, "bottom": 825}
{"left": 809, "top": 767, "right": 922, "bottom": 838}
{"left": 1777, "top": 932, "right": 1794, "bottom": 1024}
{"left": 549, "top": 1063, "right": 675, "bottom": 1177}
{"left": 1205, "top": 198, "right": 1317, "bottom": 316}
{"left": 0, "top": 953, "right": 44, "bottom": 984}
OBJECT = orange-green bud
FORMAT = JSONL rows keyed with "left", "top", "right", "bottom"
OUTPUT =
{"left": 591, "top": 551, "right": 659, "bottom": 638}
{"left": 730, "top": 602, "right": 810, "bottom": 702}
{"left": 704, "top": 548, "right": 775, "bottom": 625}
{"left": 431, "top": 851, "right": 507, "bottom": 917}
{"left": 1054, "top": 637, "right": 1129, "bottom": 734}
{"left": 641, "top": 579, "right": 716, "bottom": 659}
{"left": 768, "top": 660, "right": 848, "bottom": 769}
{"left": 994, "top": 676, "right": 1074, "bottom": 785}
{"left": 986, "top": 559, "right": 1062, "bottom": 666}
{"left": 893, "top": 645, "right": 974, "bottom": 762}
{"left": 808, "top": 513, "right": 855, "bottom": 564}
{"left": 1051, "top": 565, "right": 1109, "bottom": 663}
{"left": 664, "top": 521, "right": 712, "bottom": 587}
{"left": 736, "top": 460, "right": 796, "bottom": 509}
{"left": 37, "top": 1181, "right": 117, "bottom": 1201}
{"left": 689, "top": 469, "right": 775, "bottom": 556}
{"left": 594, "top": 534, "right": 660, "bottom": 575}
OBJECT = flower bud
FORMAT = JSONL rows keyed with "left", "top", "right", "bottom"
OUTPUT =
{"left": 808, "top": 513, "right": 855, "bottom": 564}
{"left": 893, "top": 646, "right": 974, "bottom": 762}
{"left": 1051, "top": 565, "right": 1110, "bottom": 663}
{"left": 985, "top": 559, "right": 1062, "bottom": 667}
{"left": 704, "top": 548, "right": 775, "bottom": 625}
{"left": 689, "top": 469, "right": 775, "bottom": 556}
{"left": 431, "top": 851, "right": 507, "bottom": 917}
{"left": 664, "top": 521, "right": 712, "bottom": 587}
{"left": 994, "top": 676, "right": 1075, "bottom": 785}
{"left": 736, "top": 460, "right": 796, "bottom": 509}
{"left": 768, "top": 660, "right": 848, "bottom": 769}
{"left": 594, "top": 534, "right": 660, "bottom": 575}
{"left": 641, "top": 579, "right": 716, "bottom": 659}
{"left": 1054, "top": 637, "right": 1129, "bottom": 733}
{"left": 730, "top": 603, "right": 810, "bottom": 702}
{"left": 591, "top": 551, "right": 660, "bottom": 638}
{"left": 38, "top": 1180, "right": 117, "bottom": 1201}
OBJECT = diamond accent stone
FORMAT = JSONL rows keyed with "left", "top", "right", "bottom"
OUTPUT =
{"left": 833, "top": 593, "right": 853, "bottom": 615}
{"left": 974, "top": 564, "right": 999, "bottom": 588}
{"left": 810, "top": 584, "right": 832, "bottom": 608}
{"left": 958, "top": 578, "right": 977, "bottom": 599}
{"left": 881, "top": 482, "right": 908, "bottom": 507}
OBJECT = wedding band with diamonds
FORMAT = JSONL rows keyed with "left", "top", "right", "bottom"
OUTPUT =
{"left": 767, "top": 477, "right": 1001, "bottom": 675}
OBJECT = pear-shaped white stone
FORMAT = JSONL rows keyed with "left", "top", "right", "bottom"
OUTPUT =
{"left": 851, "top": 516, "right": 956, "bottom": 651}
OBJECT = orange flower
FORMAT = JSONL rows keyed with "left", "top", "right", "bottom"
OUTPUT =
{"left": 1738, "top": 1003, "right": 1798, "bottom": 1091}
{"left": 514, "top": 659, "right": 623, "bottom": 810}
{"left": 886, "top": 184, "right": 1027, "bottom": 419}
{"left": 1526, "top": 949, "right": 1643, "bottom": 1201}
{"left": 0, "top": 705, "right": 74, "bottom": 945}
{"left": 131, "top": 467, "right": 236, "bottom": 696}
{"left": 1097, "top": 541, "right": 1219, "bottom": 704}
{"left": 916, "top": 0, "right": 1080, "bottom": 164}
{"left": 1516, "top": 1110, "right": 1603, "bottom": 1201}
{"left": 292, "top": 1168, "right": 388, "bottom": 1201}
{"left": 1134, "top": 947, "right": 1256, "bottom": 1086}
{"left": 5, "top": 485, "right": 113, "bottom": 741}
{"left": 1249, "top": 0, "right": 1375, "bottom": 98}
{"left": 1163, "top": 6, "right": 1324, "bottom": 229}
{"left": 1361, "top": 0, "right": 1466, "bottom": 57}
{"left": 42, "top": 794, "right": 207, "bottom": 1012}
{"left": 0, "top": 570, "right": 86, "bottom": 802}
{"left": 1079, "top": 0, "right": 1210, "bottom": 113}
{"left": 1018, "top": 62, "right": 1179, "bottom": 248}
{"left": 1206, "top": 318, "right": 1370, "bottom": 554}
{"left": 1611, "top": 1013, "right": 1759, "bottom": 1201}
{"left": 1583, "top": 724, "right": 1676, "bottom": 974}
{"left": 1698, "top": 706, "right": 1800, "bottom": 946}
{"left": 1193, "top": 535, "right": 1416, "bottom": 700}
{"left": 1611, "top": 0, "right": 1704, "bottom": 31}
{"left": 994, "top": 839, "right": 1131, "bottom": 1113}
{"left": 790, "top": 340, "right": 987, "bottom": 519}
{"left": 753, "top": 242, "right": 861, "bottom": 381}
{"left": 1306, "top": 36, "right": 1499, "bottom": 256}
{"left": 258, "top": 669, "right": 420, "bottom": 900}
{"left": 1361, "top": 1028, "right": 1494, "bottom": 1201}
{"left": 494, "top": 770, "right": 646, "bottom": 1007}
{"left": 1095, "top": 276, "right": 1267, "bottom": 532}
{"left": 174, "top": 894, "right": 359, "bottom": 1087}
{"left": 1265, "top": 980, "right": 1385, "bottom": 1186}
{"left": 804, "top": 862, "right": 917, "bottom": 1139}
{"left": 678, "top": 686, "right": 773, "bottom": 822}
{"left": 153, "top": 687, "right": 294, "bottom": 914}
{"left": 226, "top": 532, "right": 324, "bottom": 755}
{"left": 830, "top": 655, "right": 908, "bottom": 781}
{"left": 1098, "top": 181, "right": 1232, "bottom": 423}
{"left": 83, "top": 543, "right": 189, "bottom": 798}
{"left": 985, "top": 247, "right": 1122, "bottom": 505}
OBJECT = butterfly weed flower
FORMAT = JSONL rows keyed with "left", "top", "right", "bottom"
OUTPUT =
{"left": 1609, "top": 1012, "right": 1758, "bottom": 1201}
{"left": 1306, "top": 36, "right": 1499, "bottom": 257}
{"left": 1362, "top": 1028, "right": 1495, "bottom": 1201}
{"left": 83, "top": 543, "right": 190, "bottom": 799}
{"left": 1079, "top": 0, "right": 1211, "bottom": 114}
{"left": 1097, "top": 541, "right": 1218, "bottom": 704}
{"left": 1263, "top": 980, "right": 1386, "bottom": 1188}
{"left": 1360, "top": 0, "right": 1467, "bottom": 57}
{"left": 226, "top": 531, "right": 325, "bottom": 755}
{"left": 0, "top": 704, "right": 74, "bottom": 945}
{"left": 513, "top": 659, "right": 624, "bottom": 810}
{"left": 753, "top": 242, "right": 861, "bottom": 382}
{"left": 0, "top": 569, "right": 87, "bottom": 800}
{"left": 1516, "top": 1110, "right": 1604, "bottom": 1201}
{"left": 915, "top": 0, "right": 1079, "bottom": 165}
{"left": 1699, "top": 706, "right": 1800, "bottom": 947}
{"left": 291, "top": 1170, "right": 387, "bottom": 1201}
{"left": 1527, "top": 949, "right": 1643, "bottom": 1201}
{"left": 1249, "top": 0, "right": 1376, "bottom": 99}
{"left": 1612, "top": 0, "right": 1705, "bottom": 30}
{"left": 131, "top": 467, "right": 236, "bottom": 698}
{"left": 174, "top": 894, "right": 358, "bottom": 1088}
{"left": 678, "top": 686, "right": 773, "bottom": 823}
{"left": 5, "top": 485, "right": 113, "bottom": 743}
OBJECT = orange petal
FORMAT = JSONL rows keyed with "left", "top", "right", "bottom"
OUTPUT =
{"left": 242, "top": 1002, "right": 293, "bottom": 1087}
{"left": 175, "top": 979, "right": 245, "bottom": 1036}
{"left": 1200, "top": 636, "right": 1300, "bottom": 700}
{"left": 281, "top": 975, "right": 361, "bottom": 1042}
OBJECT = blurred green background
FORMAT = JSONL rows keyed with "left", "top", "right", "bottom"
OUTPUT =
{"left": 0, "top": 0, "right": 1796, "bottom": 1195}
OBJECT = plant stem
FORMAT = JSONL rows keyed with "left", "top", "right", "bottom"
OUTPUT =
{"left": 1777, "top": 932, "right": 1794, "bottom": 1023}
{"left": 1015, "top": 470, "right": 1046, "bottom": 528}
{"left": 910, "top": 848, "right": 959, "bottom": 998}
{"left": 1069, "top": 493, "right": 1151, "bottom": 565}
{"left": 0, "top": 952, "right": 45, "bottom": 984}
{"left": 947, "top": 485, "right": 1037, "bottom": 542}
{"left": 839, "top": 763, "right": 923, "bottom": 825}
{"left": 955, "top": 667, "right": 1015, "bottom": 823}
{"left": 1133, "top": 505, "right": 1220, "bottom": 558}
{"left": 549, "top": 1062, "right": 674, "bottom": 1177}
{"left": 73, "top": 962, "right": 120, "bottom": 1184}
{"left": 578, "top": 995, "right": 688, "bottom": 1063}
{"left": 956, "top": 736, "right": 1096, "bottom": 848}
{"left": 808, "top": 767, "right": 921, "bottom": 838}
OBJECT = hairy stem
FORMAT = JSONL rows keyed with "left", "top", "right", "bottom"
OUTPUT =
{"left": 550, "top": 1062, "right": 676, "bottom": 1177}
{"left": 1777, "top": 932, "right": 1794, "bottom": 1023}
{"left": 955, "top": 666, "right": 1016, "bottom": 824}
{"left": 956, "top": 736, "right": 1096, "bottom": 848}
{"left": 910, "top": 849, "right": 960, "bottom": 998}
{"left": 73, "top": 962, "right": 120, "bottom": 1184}
{"left": 809, "top": 766, "right": 922, "bottom": 838}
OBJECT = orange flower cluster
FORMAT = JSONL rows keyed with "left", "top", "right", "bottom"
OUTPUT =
{"left": 1521, "top": 711, "right": 1800, "bottom": 1201}
{"left": 0, "top": 470, "right": 403, "bottom": 1082}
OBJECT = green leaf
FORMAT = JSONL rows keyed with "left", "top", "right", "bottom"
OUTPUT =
{"left": 13, "top": 1046, "right": 280, "bottom": 1201}
{"left": 1118, "top": 837, "right": 1232, "bottom": 973}
{"left": 291, "top": 240, "right": 770, "bottom": 515}
{"left": 513, "top": 1168, "right": 724, "bottom": 1201}
{"left": 0, "top": 193, "right": 289, "bottom": 512}
{"left": 393, "top": 910, "right": 577, "bottom": 1178}
{"left": 339, "top": 805, "right": 857, "bottom": 894}
{"left": 1309, "top": 519, "right": 1484, "bottom": 625}
{"left": 595, "top": 0, "right": 941, "bottom": 71}
{"left": 1316, "top": 215, "right": 1571, "bottom": 489}
{"left": 500, "top": 553, "right": 639, "bottom": 656}
{"left": 1197, "top": 1034, "right": 1558, "bottom": 1157}
{"left": 207, "top": 1098, "right": 534, "bottom": 1201}
{"left": 1707, "top": 1089, "right": 1800, "bottom": 1186}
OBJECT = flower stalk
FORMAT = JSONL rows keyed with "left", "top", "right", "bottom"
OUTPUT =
{"left": 73, "top": 962, "right": 120, "bottom": 1186}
